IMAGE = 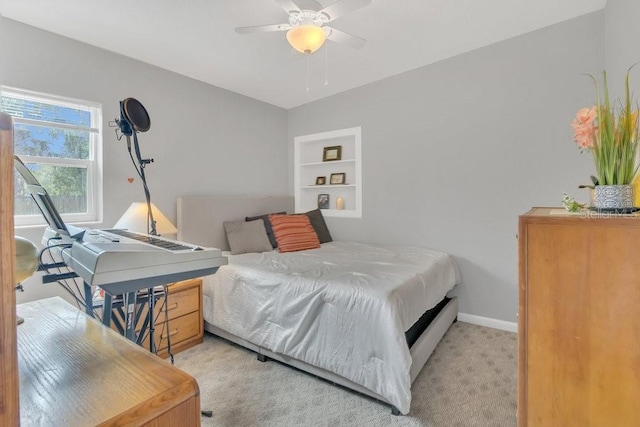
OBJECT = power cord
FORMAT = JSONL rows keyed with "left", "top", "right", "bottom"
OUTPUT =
{"left": 39, "top": 242, "right": 100, "bottom": 319}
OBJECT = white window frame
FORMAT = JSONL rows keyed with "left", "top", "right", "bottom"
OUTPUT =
{"left": 2, "top": 86, "right": 103, "bottom": 227}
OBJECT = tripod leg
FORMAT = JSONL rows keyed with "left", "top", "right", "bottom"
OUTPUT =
{"left": 102, "top": 293, "right": 113, "bottom": 327}
{"left": 148, "top": 287, "right": 155, "bottom": 353}
{"left": 123, "top": 292, "right": 137, "bottom": 342}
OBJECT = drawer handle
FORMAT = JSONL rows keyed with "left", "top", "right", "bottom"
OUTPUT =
{"left": 162, "top": 329, "right": 179, "bottom": 339}
{"left": 166, "top": 303, "right": 179, "bottom": 311}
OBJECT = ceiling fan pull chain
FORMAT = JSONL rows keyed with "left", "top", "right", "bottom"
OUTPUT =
{"left": 306, "top": 54, "right": 310, "bottom": 94}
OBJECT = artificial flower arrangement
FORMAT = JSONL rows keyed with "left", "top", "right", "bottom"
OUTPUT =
{"left": 571, "top": 67, "right": 640, "bottom": 186}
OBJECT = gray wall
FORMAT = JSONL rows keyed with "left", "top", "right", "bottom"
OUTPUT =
{"left": 2, "top": 18, "right": 288, "bottom": 304}
{"left": 605, "top": 0, "right": 640, "bottom": 97}
{"left": 288, "top": 12, "right": 604, "bottom": 323}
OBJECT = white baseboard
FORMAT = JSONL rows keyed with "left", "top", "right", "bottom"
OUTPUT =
{"left": 458, "top": 312, "right": 517, "bottom": 333}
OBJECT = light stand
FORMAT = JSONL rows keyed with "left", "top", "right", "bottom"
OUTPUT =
{"left": 117, "top": 98, "right": 159, "bottom": 355}
{"left": 131, "top": 131, "right": 156, "bottom": 236}
{"left": 115, "top": 98, "right": 211, "bottom": 419}
{"left": 132, "top": 131, "right": 157, "bottom": 355}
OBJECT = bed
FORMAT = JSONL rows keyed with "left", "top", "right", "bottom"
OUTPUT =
{"left": 177, "top": 195, "right": 461, "bottom": 415}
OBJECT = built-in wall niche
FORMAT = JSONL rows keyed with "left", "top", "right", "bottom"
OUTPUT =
{"left": 294, "top": 127, "right": 362, "bottom": 218}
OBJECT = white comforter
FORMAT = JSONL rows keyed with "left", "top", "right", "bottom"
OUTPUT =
{"left": 202, "top": 241, "right": 460, "bottom": 414}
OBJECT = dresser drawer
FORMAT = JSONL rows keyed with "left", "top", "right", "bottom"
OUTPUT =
{"left": 164, "top": 284, "right": 199, "bottom": 320}
{"left": 144, "top": 310, "right": 201, "bottom": 351}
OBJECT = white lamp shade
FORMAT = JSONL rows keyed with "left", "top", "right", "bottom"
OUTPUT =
{"left": 114, "top": 202, "right": 178, "bottom": 235}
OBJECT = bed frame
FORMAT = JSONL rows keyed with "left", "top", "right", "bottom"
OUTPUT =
{"left": 177, "top": 195, "right": 458, "bottom": 415}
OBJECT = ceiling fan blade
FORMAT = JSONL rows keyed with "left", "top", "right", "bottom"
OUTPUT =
{"left": 274, "top": 0, "right": 301, "bottom": 14}
{"left": 235, "top": 24, "right": 291, "bottom": 34}
{"left": 325, "top": 27, "right": 366, "bottom": 49}
{"left": 319, "top": 0, "right": 371, "bottom": 22}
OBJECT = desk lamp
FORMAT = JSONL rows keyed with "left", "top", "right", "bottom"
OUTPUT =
{"left": 113, "top": 202, "right": 177, "bottom": 236}
{"left": 14, "top": 236, "right": 38, "bottom": 325}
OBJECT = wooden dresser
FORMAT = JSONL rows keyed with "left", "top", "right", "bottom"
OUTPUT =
{"left": 0, "top": 112, "right": 19, "bottom": 424}
{"left": 18, "top": 297, "right": 201, "bottom": 426}
{"left": 107, "top": 278, "right": 204, "bottom": 358}
{"left": 518, "top": 207, "right": 640, "bottom": 426}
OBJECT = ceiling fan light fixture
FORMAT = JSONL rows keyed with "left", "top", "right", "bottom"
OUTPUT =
{"left": 286, "top": 24, "right": 326, "bottom": 54}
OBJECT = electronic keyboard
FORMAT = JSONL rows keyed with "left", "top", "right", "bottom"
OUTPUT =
{"left": 14, "top": 155, "right": 227, "bottom": 296}
{"left": 44, "top": 227, "right": 227, "bottom": 295}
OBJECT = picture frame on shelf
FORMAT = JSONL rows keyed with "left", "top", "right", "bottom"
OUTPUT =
{"left": 315, "top": 176, "right": 326, "bottom": 185}
{"left": 330, "top": 173, "right": 346, "bottom": 185}
{"left": 323, "top": 145, "right": 342, "bottom": 162}
{"left": 318, "top": 194, "right": 330, "bottom": 209}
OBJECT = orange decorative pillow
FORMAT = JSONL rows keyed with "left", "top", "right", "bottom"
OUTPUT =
{"left": 269, "top": 214, "right": 320, "bottom": 253}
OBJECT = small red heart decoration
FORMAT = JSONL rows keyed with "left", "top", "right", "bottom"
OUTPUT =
{"left": 127, "top": 177, "right": 134, "bottom": 183}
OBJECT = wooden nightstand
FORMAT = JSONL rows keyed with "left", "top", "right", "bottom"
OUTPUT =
{"left": 148, "top": 278, "right": 204, "bottom": 358}
{"left": 104, "top": 278, "right": 204, "bottom": 358}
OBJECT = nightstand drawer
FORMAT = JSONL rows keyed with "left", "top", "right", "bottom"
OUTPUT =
{"left": 103, "top": 278, "right": 203, "bottom": 358}
{"left": 165, "top": 285, "right": 199, "bottom": 320}
{"left": 105, "top": 286, "right": 198, "bottom": 333}
{"left": 145, "top": 311, "right": 201, "bottom": 351}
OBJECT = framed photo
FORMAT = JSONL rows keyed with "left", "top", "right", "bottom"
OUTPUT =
{"left": 330, "top": 173, "right": 346, "bottom": 185}
{"left": 318, "top": 194, "right": 329, "bottom": 209}
{"left": 322, "top": 145, "right": 342, "bottom": 162}
{"left": 315, "top": 176, "right": 326, "bottom": 185}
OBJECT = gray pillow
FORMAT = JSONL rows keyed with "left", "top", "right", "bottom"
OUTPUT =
{"left": 246, "top": 211, "right": 286, "bottom": 248}
{"left": 223, "top": 219, "right": 273, "bottom": 255}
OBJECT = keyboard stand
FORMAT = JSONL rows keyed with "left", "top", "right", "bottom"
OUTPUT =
{"left": 123, "top": 292, "right": 137, "bottom": 342}
{"left": 42, "top": 263, "right": 196, "bottom": 352}
{"left": 88, "top": 282, "right": 165, "bottom": 351}
{"left": 43, "top": 270, "right": 139, "bottom": 342}
{"left": 39, "top": 231, "right": 226, "bottom": 351}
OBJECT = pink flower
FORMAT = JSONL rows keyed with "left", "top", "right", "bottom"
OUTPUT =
{"left": 572, "top": 107, "right": 598, "bottom": 128}
{"left": 572, "top": 106, "right": 598, "bottom": 150}
{"left": 573, "top": 124, "right": 595, "bottom": 149}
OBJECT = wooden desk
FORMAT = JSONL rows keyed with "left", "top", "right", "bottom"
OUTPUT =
{"left": 18, "top": 297, "right": 201, "bottom": 426}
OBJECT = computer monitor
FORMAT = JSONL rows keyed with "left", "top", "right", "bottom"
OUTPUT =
{"left": 14, "top": 155, "right": 85, "bottom": 240}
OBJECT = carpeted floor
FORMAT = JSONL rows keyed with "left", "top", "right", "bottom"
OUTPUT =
{"left": 174, "top": 321, "right": 517, "bottom": 426}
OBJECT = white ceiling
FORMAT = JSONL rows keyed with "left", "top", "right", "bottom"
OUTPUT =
{"left": 0, "top": 0, "right": 607, "bottom": 109}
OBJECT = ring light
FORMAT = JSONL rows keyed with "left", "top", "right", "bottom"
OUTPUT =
{"left": 121, "top": 98, "right": 151, "bottom": 133}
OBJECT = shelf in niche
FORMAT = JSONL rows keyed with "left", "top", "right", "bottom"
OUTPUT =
{"left": 312, "top": 209, "right": 360, "bottom": 218}
{"left": 294, "top": 126, "right": 362, "bottom": 218}
{"left": 300, "top": 159, "right": 356, "bottom": 167}
{"left": 302, "top": 184, "right": 356, "bottom": 189}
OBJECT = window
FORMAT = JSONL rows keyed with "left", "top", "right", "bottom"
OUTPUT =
{"left": 1, "top": 87, "right": 103, "bottom": 226}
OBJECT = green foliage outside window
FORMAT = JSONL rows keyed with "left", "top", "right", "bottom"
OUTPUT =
{"left": 1, "top": 90, "right": 100, "bottom": 219}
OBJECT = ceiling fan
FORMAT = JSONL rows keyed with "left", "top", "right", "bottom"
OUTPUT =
{"left": 235, "top": 0, "right": 371, "bottom": 54}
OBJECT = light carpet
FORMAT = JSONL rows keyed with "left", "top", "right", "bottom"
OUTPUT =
{"left": 174, "top": 321, "right": 517, "bottom": 426}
